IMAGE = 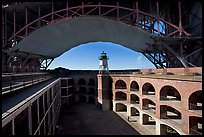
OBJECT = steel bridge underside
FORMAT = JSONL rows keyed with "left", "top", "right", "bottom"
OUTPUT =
{"left": 2, "top": 2, "right": 202, "bottom": 71}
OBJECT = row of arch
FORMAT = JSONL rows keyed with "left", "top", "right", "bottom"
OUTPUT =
{"left": 61, "top": 92, "right": 97, "bottom": 106}
{"left": 61, "top": 78, "right": 96, "bottom": 87}
{"left": 77, "top": 78, "right": 95, "bottom": 86}
{"left": 61, "top": 84, "right": 96, "bottom": 97}
{"left": 78, "top": 87, "right": 96, "bottom": 95}
{"left": 115, "top": 80, "right": 202, "bottom": 110}
{"left": 61, "top": 87, "right": 96, "bottom": 96}
{"left": 115, "top": 102, "right": 202, "bottom": 135}
{"left": 115, "top": 90, "right": 201, "bottom": 111}
{"left": 116, "top": 92, "right": 183, "bottom": 117}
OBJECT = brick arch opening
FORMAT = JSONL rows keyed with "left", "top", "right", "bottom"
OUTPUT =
{"left": 142, "top": 82, "right": 155, "bottom": 95}
{"left": 129, "top": 107, "right": 140, "bottom": 122}
{"left": 115, "top": 91, "right": 127, "bottom": 101}
{"left": 142, "top": 113, "right": 157, "bottom": 134}
{"left": 142, "top": 98, "right": 156, "bottom": 114}
{"left": 130, "top": 107, "right": 140, "bottom": 116}
{"left": 88, "top": 78, "right": 95, "bottom": 86}
{"left": 78, "top": 78, "right": 86, "bottom": 85}
{"left": 160, "top": 105, "right": 182, "bottom": 122}
{"left": 115, "top": 80, "right": 127, "bottom": 89}
{"left": 130, "top": 94, "right": 139, "bottom": 104}
{"left": 142, "top": 113, "right": 156, "bottom": 126}
{"left": 189, "top": 90, "right": 202, "bottom": 110}
{"left": 160, "top": 124, "right": 180, "bottom": 135}
{"left": 160, "top": 85, "right": 181, "bottom": 101}
{"left": 79, "top": 87, "right": 86, "bottom": 94}
{"left": 116, "top": 103, "right": 127, "bottom": 112}
{"left": 130, "top": 81, "right": 139, "bottom": 91}
{"left": 189, "top": 116, "right": 202, "bottom": 135}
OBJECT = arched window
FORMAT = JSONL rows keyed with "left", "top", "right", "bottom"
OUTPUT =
{"left": 115, "top": 80, "right": 127, "bottom": 89}
{"left": 88, "top": 79, "right": 95, "bottom": 86}
{"left": 189, "top": 116, "right": 202, "bottom": 135}
{"left": 130, "top": 81, "right": 139, "bottom": 91}
{"left": 160, "top": 86, "right": 181, "bottom": 101}
{"left": 130, "top": 107, "right": 140, "bottom": 116}
{"left": 130, "top": 94, "right": 139, "bottom": 104}
{"left": 142, "top": 82, "right": 155, "bottom": 95}
{"left": 160, "top": 105, "right": 181, "bottom": 121}
{"left": 189, "top": 90, "right": 202, "bottom": 110}
{"left": 142, "top": 98, "right": 156, "bottom": 114}
{"left": 115, "top": 91, "right": 127, "bottom": 101}
{"left": 116, "top": 103, "right": 127, "bottom": 112}
{"left": 78, "top": 78, "right": 86, "bottom": 85}
{"left": 142, "top": 114, "right": 156, "bottom": 126}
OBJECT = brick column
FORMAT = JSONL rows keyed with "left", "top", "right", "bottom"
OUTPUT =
{"left": 97, "top": 74, "right": 112, "bottom": 111}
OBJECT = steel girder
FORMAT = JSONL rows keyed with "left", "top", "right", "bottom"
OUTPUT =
{"left": 2, "top": 2, "right": 202, "bottom": 72}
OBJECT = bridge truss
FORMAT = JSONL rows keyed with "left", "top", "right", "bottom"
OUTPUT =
{"left": 2, "top": 2, "right": 202, "bottom": 72}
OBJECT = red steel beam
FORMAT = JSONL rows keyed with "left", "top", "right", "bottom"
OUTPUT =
{"left": 156, "top": 2, "right": 160, "bottom": 36}
{"left": 13, "top": 9, "right": 16, "bottom": 44}
{"left": 178, "top": 2, "right": 183, "bottom": 36}
{"left": 116, "top": 2, "right": 119, "bottom": 19}
{"left": 82, "top": 2, "right": 84, "bottom": 15}
{"left": 66, "top": 2, "right": 69, "bottom": 17}
{"left": 25, "top": 6, "right": 28, "bottom": 36}
{"left": 5, "top": 2, "right": 193, "bottom": 49}
{"left": 178, "top": 2, "right": 183, "bottom": 57}
{"left": 99, "top": 2, "right": 101, "bottom": 15}
{"left": 136, "top": 2, "right": 139, "bottom": 26}
{"left": 52, "top": 2, "right": 54, "bottom": 21}
{"left": 38, "top": 5, "right": 41, "bottom": 27}
{"left": 2, "top": 8, "right": 5, "bottom": 47}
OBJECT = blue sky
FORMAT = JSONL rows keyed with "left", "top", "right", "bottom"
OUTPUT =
{"left": 48, "top": 42, "right": 155, "bottom": 70}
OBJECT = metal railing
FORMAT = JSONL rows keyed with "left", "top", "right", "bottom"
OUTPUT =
{"left": 130, "top": 88, "right": 139, "bottom": 91}
{"left": 2, "top": 78, "right": 61, "bottom": 135}
{"left": 115, "top": 86, "right": 127, "bottom": 89}
{"left": 189, "top": 103, "right": 202, "bottom": 110}
{"left": 115, "top": 97, "right": 127, "bottom": 101}
{"left": 160, "top": 96, "right": 180, "bottom": 101}
{"left": 2, "top": 74, "right": 56, "bottom": 95}
{"left": 143, "top": 91, "right": 155, "bottom": 95}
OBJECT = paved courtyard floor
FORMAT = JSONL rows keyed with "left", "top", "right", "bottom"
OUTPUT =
{"left": 56, "top": 103, "right": 142, "bottom": 135}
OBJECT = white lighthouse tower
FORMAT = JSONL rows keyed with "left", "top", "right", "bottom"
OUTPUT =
{"left": 97, "top": 51, "right": 112, "bottom": 111}
{"left": 99, "top": 51, "right": 109, "bottom": 74}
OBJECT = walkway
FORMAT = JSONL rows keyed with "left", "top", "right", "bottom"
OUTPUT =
{"left": 2, "top": 77, "right": 58, "bottom": 114}
{"left": 56, "top": 103, "right": 141, "bottom": 135}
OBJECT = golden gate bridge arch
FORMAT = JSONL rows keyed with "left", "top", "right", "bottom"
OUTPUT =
{"left": 2, "top": 2, "right": 202, "bottom": 72}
